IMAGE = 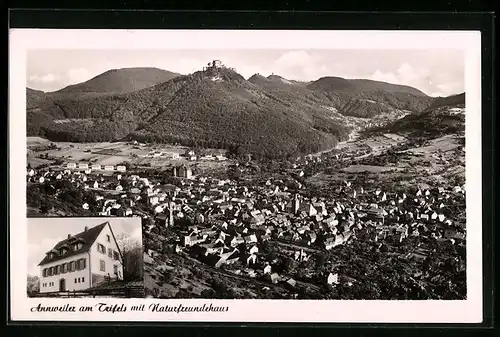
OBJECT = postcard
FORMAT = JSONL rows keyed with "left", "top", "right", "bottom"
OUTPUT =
{"left": 9, "top": 29, "right": 482, "bottom": 323}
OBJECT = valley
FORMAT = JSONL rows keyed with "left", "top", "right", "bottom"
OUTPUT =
{"left": 25, "top": 60, "right": 467, "bottom": 300}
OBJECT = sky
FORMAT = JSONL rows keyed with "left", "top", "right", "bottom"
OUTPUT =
{"left": 27, "top": 217, "right": 142, "bottom": 276}
{"left": 26, "top": 49, "right": 464, "bottom": 97}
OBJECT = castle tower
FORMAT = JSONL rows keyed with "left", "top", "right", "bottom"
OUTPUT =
{"left": 292, "top": 194, "right": 300, "bottom": 214}
{"left": 168, "top": 201, "right": 174, "bottom": 227}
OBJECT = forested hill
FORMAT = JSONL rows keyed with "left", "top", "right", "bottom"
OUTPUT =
{"left": 426, "top": 92, "right": 465, "bottom": 111}
{"left": 306, "top": 77, "right": 428, "bottom": 96}
{"left": 26, "top": 64, "right": 439, "bottom": 159}
{"left": 54, "top": 67, "right": 180, "bottom": 95}
{"left": 366, "top": 92, "right": 466, "bottom": 138}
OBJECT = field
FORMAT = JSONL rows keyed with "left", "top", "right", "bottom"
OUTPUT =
{"left": 406, "top": 134, "right": 463, "bottom": 155}
{"left": 306, "top": 132, "right": 464, "bottom": 190}
{"left": 26, "top": 137, "right": 231, "bottom": 170}
{"left": 342, "top": 165, "right": 398, "bottom": 174}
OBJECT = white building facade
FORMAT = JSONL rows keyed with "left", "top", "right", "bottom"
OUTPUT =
{"left": 38, "top": 222, "right": 124, "bottom": 293}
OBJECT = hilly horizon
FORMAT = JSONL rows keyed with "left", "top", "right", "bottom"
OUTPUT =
{"left": 26, "top": 62, "right": 462, "bottom": 158}
{"left": 365, "top": 92, "right": 465, "bottom": 138}
{"left": 53, "top": 67, "right": 181, "bottom": 95}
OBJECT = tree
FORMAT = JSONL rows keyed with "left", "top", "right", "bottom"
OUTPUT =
{"left": 315, "top": 252, "right": 327, "bottom": 273}
{"left": 201, "top": 288, "right": 216, "bottom": 298}
{"left": 116, "top": 232, "right": 143, "bottom": 281}
{"left": 27, "top": 275, "right": 40, "bottom": 296}
{"left": 40, "top": 199, "right": 53, "bottom": 214}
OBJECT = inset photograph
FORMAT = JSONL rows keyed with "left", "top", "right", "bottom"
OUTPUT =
{"left": 27, "top": 217, "right": 144, "bottom": 298}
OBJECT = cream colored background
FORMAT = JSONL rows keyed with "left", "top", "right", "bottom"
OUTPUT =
{"left": 9, "top": 29, "right": 482, "bottom": 323}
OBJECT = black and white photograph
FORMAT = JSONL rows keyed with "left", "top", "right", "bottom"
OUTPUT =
{"left": 27, "top": 217, "right": 144, "bottom": 298}
{"left": 25, "top": 48, "right": 467, "bottom": 300}
{"left": 10, "top": 29, "right": 483, "bottom": 323}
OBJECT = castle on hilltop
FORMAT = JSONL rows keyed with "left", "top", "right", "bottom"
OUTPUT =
{"left": 203, "top": 60, "right": 223, "bottom": 72}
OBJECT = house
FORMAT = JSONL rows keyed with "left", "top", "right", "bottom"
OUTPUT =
{"left": 308, "top": 232, "right": 317, "bottom": 245}
{"left": 104, "top": 166, "right": 114, "bottom": 171}
{"left": 245, "top": 254, "right": 257, "bottom": 265}
{"left": 67, "top": 163, "right": 77, "bottom": 169}
{"left": 248, "top": 245, "right": 259, "bottom": 255}
{"left": 312, "top": 202, "right": 327, "bottom": 216}
{"left": 38, "top": 222, "right": 123, "bottom": 293}
{"left": 116, "top": 166, "right": 126, "bottom": 172}
{"left": 366, "top": 207, "right": 385, "bottom": 223}
{"left": 244, "top": 234, "right": 258, "bottom": 244}
{"left": 184, "top": 233, "right": 206, "bottom": 247}
{"left": 245, "top": 210, "right": 265, "bottom": 226}
{"left": 178, "top": 165, "right": 192, "bottom": 179}
{"left": 164, "top": 152, "right": 180, "bottom": 160}
{"left": 324, "top": 234, "right": 344, "bottom": 250}
{"left": 298, "top": 203, "right": 317, "bottom": 217}
{"left": 91, "top": 165, "right": 102, "bottom": 170}
{"left": 268, "top": 273, "right": 280, "bottom": 284}
{"left": 78, "top": 163, "right": 89, "bottom": 170}
{"left": 326, "top": 272, "right": 339, "bottom": 285}
{"left": 420, "top": 214, "right": 430, "bottom": 221}
{"left": 263, "top": 265, "right": 272, "bottom": 274}
{"left": 285, "top": 278, "right": 297, "bottom": 288}
{"left": 285, "top": 196, "right": 300, "bottom": 214}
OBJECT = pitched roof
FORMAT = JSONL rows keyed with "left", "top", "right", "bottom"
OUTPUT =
{"left": 38, "top": 222, "right": 108, "bottom": 266}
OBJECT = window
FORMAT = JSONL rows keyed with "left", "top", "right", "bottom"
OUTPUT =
{"left": 42, "top": 268, "right": 47, "bottom": 277}
{"left": 55, "top": 265, "right": 60, "bottom": 275}
{"left": 82, "top": 277, "right": 85, "bottom": 283}
{"left": 108, "top": 249, "right": 113, "bottom": 258}
{"left": 62, "top": 263, "right": 67, "bottom": 273}
{"left": 70, "top": 261, "right": 76, "bottom": 272}
{"left": 80, "top": 258, "right": 86, "bottom": 270}
{"left": 113, "top": 265, "right": 118, "bottom": 275}
{"left": 100, "top": 260, "right": 105, "bottom": 272}
{"left": 75, "top": 278, "right": 77, "bottom": 283}
{"left": 97, "top": 243, "right": 106, "bottom": 254}
{"left": 107, "top": 235, "right": 110, "bottom": 242}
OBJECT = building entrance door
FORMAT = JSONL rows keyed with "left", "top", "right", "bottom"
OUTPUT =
{"left": 59, "top": 278, "right": 66, "bottom": 292}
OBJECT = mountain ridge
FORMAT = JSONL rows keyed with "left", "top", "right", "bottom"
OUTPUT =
{"left": 54, "top": 67, "right": 181, "bottom": 95}
{"left": 365, "top": 92, "right": 465, "bottom": 139}
{"left": 26, "top": 63, "right": 457, "bottom": 158}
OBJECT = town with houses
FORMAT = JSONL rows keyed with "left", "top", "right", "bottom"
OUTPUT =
{"left": 26, "top": 136, "right": 467, "bottom": 300}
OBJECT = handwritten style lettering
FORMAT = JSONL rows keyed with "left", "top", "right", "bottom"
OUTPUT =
{"left": 95, "top": 303, "right": 127, "bottom": 313}
{"left": 149, "top": 303, "right": 229, "bottom": 313}
{"left": 30, "top": 303, "right": 77, "bottom": 312}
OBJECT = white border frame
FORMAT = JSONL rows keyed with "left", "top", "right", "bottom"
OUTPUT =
{"left": 9, "top": 29, "right": 482, "bottom": 323}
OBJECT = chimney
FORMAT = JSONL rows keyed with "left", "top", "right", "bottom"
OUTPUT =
{"left": 84, "top": 226, "right": 88, "bottom": 232}
{"left": 67, "top": 234, "right": 71, "bottom": 239}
